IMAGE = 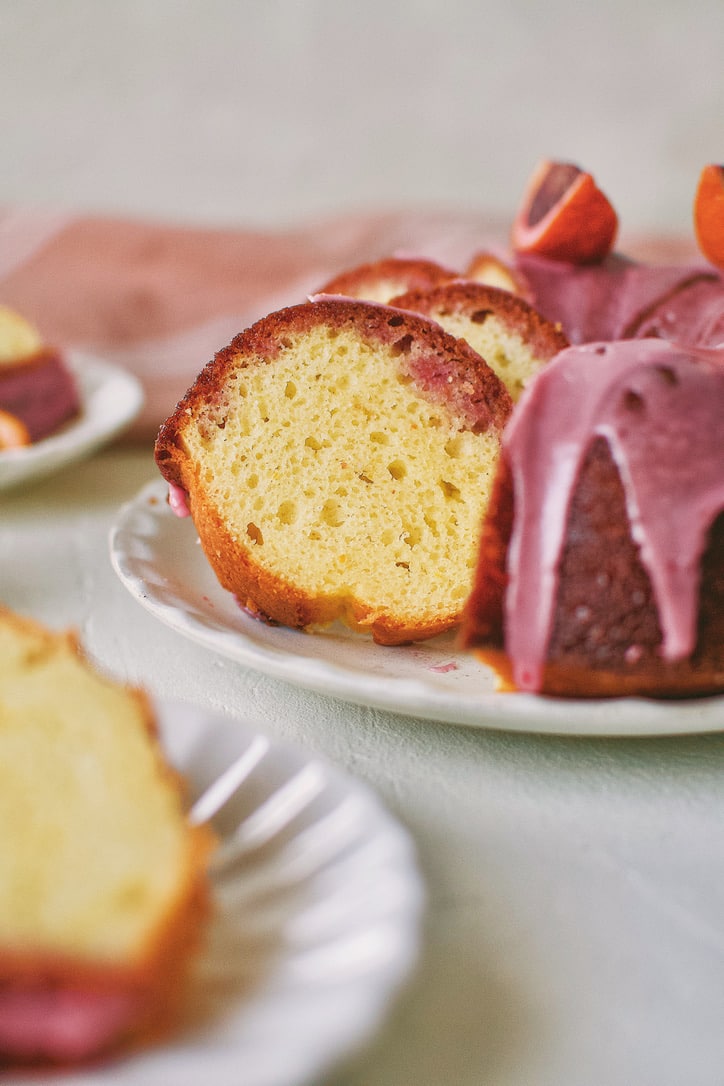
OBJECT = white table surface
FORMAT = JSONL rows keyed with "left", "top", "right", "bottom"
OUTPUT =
{"left": 5, "top": 444, "right": 724, "bottom": 1086}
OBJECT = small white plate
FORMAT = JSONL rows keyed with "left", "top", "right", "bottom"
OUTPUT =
{"left": 61, "top": 699, "right": 423, "bottom": 1086}
{"left": 109, "top": 481, "right": 724, "bottom": 737}
{"left": 0, "top": 352, "right": 144, "bottom": 491}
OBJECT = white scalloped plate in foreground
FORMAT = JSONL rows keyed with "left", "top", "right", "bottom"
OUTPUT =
{"left": 0, "top": 352, "right": 144, "bottom": 491}
{"left": 61, "top": 699, "right": 423, "bottom": 1086}
{"left": 109, "top": 481, "right": 724, "bottom": 737}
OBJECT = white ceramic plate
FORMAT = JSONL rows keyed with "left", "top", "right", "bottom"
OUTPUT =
{"left": 0, "top": 352, "right": 144, "bottom": 491}
{"left": 109, "top": 481, "right": 724, "bottom": 737}
{"left": 61, "top": 699, "right": 423, "bottom": 1086}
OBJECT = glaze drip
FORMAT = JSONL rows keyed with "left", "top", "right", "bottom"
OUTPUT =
{"left": 503, "top": 339, "right": 724, "bottom": 691}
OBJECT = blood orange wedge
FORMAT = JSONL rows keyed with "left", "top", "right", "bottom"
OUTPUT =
{"left": 694, "top": 164, "right": 724, "bottom": 268}
{"left": 511, "top": 160, "right": 618, "bottom": 264}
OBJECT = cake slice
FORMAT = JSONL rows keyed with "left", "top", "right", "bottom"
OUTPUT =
{"left": 0, "top": 305, "right": 80, "bottom": 445}
{"left": 314, "top": 256, "right": 457, "bottom": 304}
{"left": 389, "top": 281, "right": 569, "bottom": 401}
{"left": 155, "top": 297, "right": 513, "bottom": 644}
{"left": 0, "top": 608, "right": 212, "bottom": 1065}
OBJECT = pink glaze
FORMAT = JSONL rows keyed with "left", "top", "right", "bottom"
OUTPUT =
{"left": 503, "top": 339, "right": 724, "bottom": 692}
{"left": 0, "top": 984, "right": 140, "bottom": 1063}
{"left": 515, "top": 253, "right": 721, "bottom": 345}
{"left": 167, "top": 482, "right": 190, "bottom": 517}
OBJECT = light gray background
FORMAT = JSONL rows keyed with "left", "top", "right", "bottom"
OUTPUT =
{"left": 2, "top": 0, "right": 722, "bottom": 239}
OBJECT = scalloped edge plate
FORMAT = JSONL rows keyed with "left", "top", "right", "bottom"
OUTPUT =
{"left": 109, "top": 481, "right": 724, "bottom": 737}
{"left": 0, "top": 352, "right": 144, "bottom": 490}
{"left": 61, "top": 699, "right": 423, "bottom": 1086}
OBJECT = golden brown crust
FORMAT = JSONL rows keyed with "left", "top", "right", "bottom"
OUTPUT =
{"left": 314, "top": 256, "right": 458, "bottom": 302}
{"left": 465, "top": 250, "right": 532, "bottom": 298}
{"left": 388, "top": 280, "right": 569, "bottom": 361}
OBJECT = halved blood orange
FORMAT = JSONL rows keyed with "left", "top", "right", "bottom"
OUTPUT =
{"left": 511, "top": 160, "right": 618, "bottom": 264}
{"left": 693, "top": 164, "right": 724, "bottom": 268}
{"left": 0, "top": 408, "right": 30, "bottom": 449}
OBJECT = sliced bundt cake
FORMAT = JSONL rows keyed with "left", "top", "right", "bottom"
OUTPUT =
{"left": 388, "top": 281, "right": 569, "bottom": 401}
{"left": 313, "top": 256, "right": 457, "bottom": 304}
{"left": 460, "top": 339, "right": 724, "bottom": 698}
{"left": 155, "top": 297, "right": 513, "bottom": 644}
{"left": 0, "top": 608, "right": 212, "bottom": 1065}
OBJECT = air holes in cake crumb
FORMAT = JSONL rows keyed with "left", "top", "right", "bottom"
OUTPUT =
{"left": 285, "top": 381, "right": 297, "bottom": 399}
{"left": 445, "top": 435, "right": 464, "bottom": 459}
{"left": 388, "top": 314, "right": 405, "bottom": 327}
{"left": 656, "top": 365, "right": 679, "bottom": 386}
{"left": 305, "top": 436, "right": 322, "bottom": 451}
{"left": 622, "top": 389, "right": 645, "bottom": 413}
{"left": 247, "top": 523, "right": 263, "bottom": 545}
{"left": 247, "top": 473, "right": 259, "bottom": 488}
{"left": 439, "top": 479, "right": 463, "bottom": 502}
{"left": 321, "top": 499, "right": 345, "bottom": 527}
{"left": 277, "top": 501, "right": 297, "bottom": 525}
{"left": 471, "top": 308, "right": 492, "bottom": 325}
{"left": 388, "top": 459, "right": 407, "bottom": 480}
{"left": 370, "top": 431, "right": 389, "bottom": 445}
{"left": 401, "top": 524, "right": 421, "bottom": 547}
{"left": 392, "top": 334, "right": 413, "bottom": 356}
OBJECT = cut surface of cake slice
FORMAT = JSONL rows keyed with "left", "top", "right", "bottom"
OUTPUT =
{"left": 388, "top": 281, "right": 568, "bottom": 401}
{"left": 460, "top": 339, "right": 724, "bottom": 698}
{"left": 155, "top": 297, "right": 513, "bottom": 644}
{"left": 0, "top": 608, "right": 212, "bottom": 1065}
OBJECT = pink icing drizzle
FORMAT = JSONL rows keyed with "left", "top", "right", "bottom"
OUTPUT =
{"left": 167, "top": 482, "right": 190, "bottom": 518}
{"left": 503, "top": 339, "right": 724, "bottom": 692}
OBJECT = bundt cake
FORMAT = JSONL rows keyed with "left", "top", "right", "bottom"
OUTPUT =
{"left": 459, "top": 338, "right": 724, "bottom": 698}
{"left": 0, "top": 608, "right": 213, "bottom": 1065}
{"left": 314, "top": 255, "right": 457, "bottom": 304}
{"left": 0, "top": 305, "right": 80, "bottom": 446}
{"left": 388, "top": 281, "right": 569, "bottom": 401}
{"left": 155, "top": 296, "right": 513, "bottom": 645}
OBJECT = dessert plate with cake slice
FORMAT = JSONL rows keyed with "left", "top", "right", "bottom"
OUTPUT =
{"left": 110, "top": 480, "right": 724, "bottom": 737}
{"left": 0, "top": 351, "right": 143, "bottom": 491}
{"left": 57, "top": 696, "right": 423, "bottom": 1086}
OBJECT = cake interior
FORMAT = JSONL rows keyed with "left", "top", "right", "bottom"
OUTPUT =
{"left": 0, "top": 622, "right": 191, "bottom": 965}
{"left": 183, "top": 326, "right": 503, "bottom": 625}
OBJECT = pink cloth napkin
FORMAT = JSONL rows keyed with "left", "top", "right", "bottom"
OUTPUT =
{"left": 0, "top": 207, "right": 516, "bottom": 441}
{"left": 0, "top": 208, "right": 699, "bottom": 442}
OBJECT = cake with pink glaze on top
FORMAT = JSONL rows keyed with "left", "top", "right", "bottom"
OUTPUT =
{"left": 457, "top": 161, "right": 724, "bottom": 698}
{"left": 459, "top": 335, "right": 724, "bottom": 698}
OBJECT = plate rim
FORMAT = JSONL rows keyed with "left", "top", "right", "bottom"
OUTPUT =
{"left": 109, "top": 480, "right": 724, "bottom": 738}
{"left": 0, "top": 351, "right": 144, "bottom": 489}
{"left": 63, "top": 696, "right": 424, "bottom": 1086}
